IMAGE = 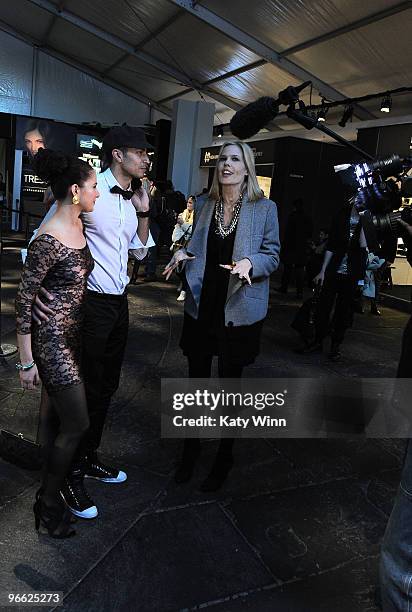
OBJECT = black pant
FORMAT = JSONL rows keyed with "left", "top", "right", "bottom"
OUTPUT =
{"left": 74, "top": 290, "right": 129, "bottom": 461}
{"left": 281, "top": 263, "right": 304, "bottom": 295}
{"left": 315, "top": 274, "right": 358, "bottom": 345}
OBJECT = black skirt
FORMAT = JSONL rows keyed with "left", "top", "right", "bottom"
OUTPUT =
{"left": 180, "top": 312, "right": 264, "bottom": 366}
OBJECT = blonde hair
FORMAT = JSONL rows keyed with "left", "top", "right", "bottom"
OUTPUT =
{"left": 208, "top": 141, "right": 263, "bottom": 202}
{"left": 182, "top": 208, "right": 194, "bottom": 224}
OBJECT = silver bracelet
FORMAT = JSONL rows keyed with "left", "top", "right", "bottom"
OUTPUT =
{"left": 16, "top": 360, "right": 36, "bottom": 371}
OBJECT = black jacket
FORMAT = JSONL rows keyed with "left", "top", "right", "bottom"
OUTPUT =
{"left": 325, "top": 206, "right": 367, "bottom": 282}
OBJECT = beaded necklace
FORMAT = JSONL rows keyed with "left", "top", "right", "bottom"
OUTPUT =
{"left": 214, "top": 192, "right": 243, "bottom": 238}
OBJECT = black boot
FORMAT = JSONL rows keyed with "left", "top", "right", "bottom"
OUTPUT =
{"left": 200, "top": 440, "right": 234, "bottom": 492}
{"left": 174, "top": 439, "right": 201, "bottom": 484}
{"left": 299, "top": 340, "right": 323, "bottom": 354}
{"left": 200, "top": 456, "right": 234, "bottom": 492}
{"left": 328, "top": 341, "right": 342, "bottom": 362}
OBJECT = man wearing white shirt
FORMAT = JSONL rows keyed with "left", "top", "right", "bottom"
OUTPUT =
{"left": 32, "top": 126, "right": 155, "bottom": 519}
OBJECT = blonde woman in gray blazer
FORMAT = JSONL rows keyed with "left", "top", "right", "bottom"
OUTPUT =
{"left": 164, "top": 141, "right": 280, "bottom": 491}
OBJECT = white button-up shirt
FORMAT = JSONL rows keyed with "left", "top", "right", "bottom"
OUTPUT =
{"left": 28, "top": 168, "right": 155, "bottom": 295}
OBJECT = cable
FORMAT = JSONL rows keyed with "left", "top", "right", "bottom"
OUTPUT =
{"left": 303, "top": 86, "right": 412, "bottom": 113}
{"left": 122, "top": 0, "right": 201, "bottom": 93}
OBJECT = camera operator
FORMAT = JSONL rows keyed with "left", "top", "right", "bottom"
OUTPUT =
{"left": 300, "top": 201, "right": 368, "bottom": 361}
{"left": 379, "top": 213, "right": 412, "bottom": 610}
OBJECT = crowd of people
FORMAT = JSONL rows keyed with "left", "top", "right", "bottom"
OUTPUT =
{"left": 14, "top": 128, "right": 402, "bottom": 530}
{"left": 12, "top": 124, "right": 412, "bottom": 609}
{"left": 275, "top": 196, "right": 393, "bottom": 362}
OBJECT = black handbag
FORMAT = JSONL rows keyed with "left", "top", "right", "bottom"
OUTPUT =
{"left": 0, "top": 429, "right": 43, "bottom": 471}
{"left": 291, "top": 286, "right": 321, "bottom": 344}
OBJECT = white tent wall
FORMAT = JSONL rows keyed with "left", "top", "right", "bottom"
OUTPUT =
{"left": 0, "top": 31, "right": 33, "bottom": 115}
{"left": 34, "top": 52, "right": 150, "bottom": 125}
{"left": 0, "top": 29, "right": 165, "bottom": 126}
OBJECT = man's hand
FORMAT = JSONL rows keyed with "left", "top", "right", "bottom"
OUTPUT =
{"left": 313, "top": 270, "right": 325, "bottom": 286}
{"left": 131, "top": 187, "right": 150, "bottom": 213}
{"left": 220, "top": 258, "right": 252, "bottom": 285}
{"left": 32, "top": 287, "right": 54, "bottom": 324}
{"left": 19, "top": 365, "right": 40, "bottom": 390}
{"left": 163, "top": 250, "right": 195, "bottom": 281}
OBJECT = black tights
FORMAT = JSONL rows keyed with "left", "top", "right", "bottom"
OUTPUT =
{"left": 37, "top": 384, "right": 89, "bottom": 508}
{"left": 188, "top": 354, "right": 243, "bottom": 379}
{"left": 183, "top": 355, "right": 244, "bottom": 461}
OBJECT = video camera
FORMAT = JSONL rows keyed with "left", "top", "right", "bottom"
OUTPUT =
{"left": 335, "top": 155, "right": 412, "bottom": 239}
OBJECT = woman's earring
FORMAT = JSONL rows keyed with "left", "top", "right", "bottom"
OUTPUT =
{"left": 72, "top": 195, "right": 80, "bottom": 205}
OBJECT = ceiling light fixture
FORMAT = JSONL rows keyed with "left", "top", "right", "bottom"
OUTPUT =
{"left": 338, "top": 104, "right": 354, "bottom": 128}
{"left": 317, "top": 98, "right": 328, "bottom": 122}
{"left": 380, "top": 94, "right": 392, "bottom": 113}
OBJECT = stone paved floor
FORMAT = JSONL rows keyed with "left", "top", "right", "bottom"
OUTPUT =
{"left": 0, "top": 247, "right": 409, "bottom": 611}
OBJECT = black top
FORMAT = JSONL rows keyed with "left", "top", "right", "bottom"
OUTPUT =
{"left": 198, "top": 214, "right": 236, "bottom": 331}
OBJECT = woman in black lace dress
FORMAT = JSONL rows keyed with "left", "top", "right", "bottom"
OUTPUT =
{"left": 15, "top": 149, "right": 99, "bottom": 537}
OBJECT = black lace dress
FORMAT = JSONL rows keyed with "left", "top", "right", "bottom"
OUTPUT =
{"left": 180, "top": 214, "right": 263, "bottom": 366}
{"left": 15, "top": 233, "right": 94, "bottom": 394}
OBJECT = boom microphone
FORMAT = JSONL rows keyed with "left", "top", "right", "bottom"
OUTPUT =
{"left": 230, "top": 97, "right": 279, "bottom": 140}
{"left": 230, "top": 81, "right": 312, "bottom": 140}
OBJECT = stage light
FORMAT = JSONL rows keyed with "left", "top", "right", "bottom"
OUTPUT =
{"left": 338, "top": 105, "right": 354, "bottom": 128}
{"left": 216, "top": 126, "right": 224, "bottom": 138}
{"left": 380, "top": 94, "right": 392, "bottom": 113}
{"left": 317, "top": 99, "right": 328, "bottom": 122}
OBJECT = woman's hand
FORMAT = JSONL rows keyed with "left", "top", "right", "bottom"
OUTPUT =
{"left": 19, "top": 365, "right": 40, "bottom": 391}
{"left": 220, "top": 258, "right": 252, "bottom": 285}
{"left": 163, "top": 249, "right": 195, "bottom": 281}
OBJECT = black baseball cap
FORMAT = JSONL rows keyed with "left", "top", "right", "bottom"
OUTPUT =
{"left": 102, "top": 126, "right": 154, "bottom": 154}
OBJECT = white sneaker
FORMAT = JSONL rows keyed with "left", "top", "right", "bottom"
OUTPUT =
{"left": 177, "top": 290, "right": 186, "bottom": 302}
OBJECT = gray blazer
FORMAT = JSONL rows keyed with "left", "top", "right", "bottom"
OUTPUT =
{"left": 184, "top": 196, "right": 280, "bottom": 327}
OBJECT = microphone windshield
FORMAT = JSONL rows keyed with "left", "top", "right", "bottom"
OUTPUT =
{"left": 230, "top": 97, "right": 279, "bottom": 140}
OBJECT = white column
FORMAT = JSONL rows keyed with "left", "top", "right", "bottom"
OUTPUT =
{"left": 168, "top": 99, "right": 214, "bottom": 197}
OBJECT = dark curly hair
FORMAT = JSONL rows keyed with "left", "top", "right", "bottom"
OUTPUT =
{"left": 31, "top": 149, "right": 93, "bottom": 200}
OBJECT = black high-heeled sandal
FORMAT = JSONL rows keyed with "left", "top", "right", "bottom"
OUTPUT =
{"left": 33, "top": 497, "right": 76, "bottom": 539}
{"left": 35, "top": 487, "right": 76, "bottom": 524}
